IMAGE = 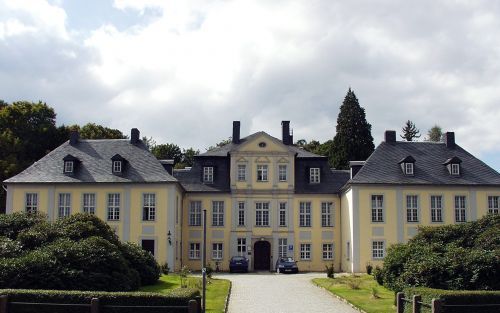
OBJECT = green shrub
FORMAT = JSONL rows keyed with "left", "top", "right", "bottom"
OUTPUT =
{"left": 160, "top": 262, "right": 170, "bottom": 275}
{"left": 0, "top": 212, "right": 46, "bottom": 239}
{"left": 346, "top": 277, "right": 361, "bottom": 290}
{"left": 120, "top": 242, "right": 161, "bottom": 286}
{"left": 365, "top": 262, "right": 373, "bottom": 275}
{"left": 0, "top": 237, "right": 22, "bottom": 258}
{"left": 205, "top": 263, "right": 214, "bottom": 279}
{"left": 372, "top": 266, "right": 383, "bottom": 285}
{"left": 0, "top": 288, "right": 200, "bottom": 313}
{"left": 325, "top": 263, "right": 335, "bottom": 278}
{"left": 54, "top": 213, "right": 120, "bottom": 245}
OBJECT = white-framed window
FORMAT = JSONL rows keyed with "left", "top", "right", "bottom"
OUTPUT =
{"left": 255, "top": 202, "right": 270, "bottom": 226}
{"left": 300, "top": 243, "right": 311, "bottom": 260}
{"left": 431, "top": 195, "right": 443, "bottom": 222}
{"left": 237, "top": 164, "right": 246, "bottom": 181}
{"left": 299, "top": 202, "right": 312, "bottom": 227}
{"left": 278, "top": 164, "right": 287, "bottom": 182}
{"left": 257, "top": 165, "right": 268, "bottom": 182}
{"left": 64, "top": 161, "right": 74, "bottom": 173}
{"left": 237, "top": 238, "right": 246, "bottom": 256}
{"left": 143, "top": 193, "right": 156, "bottom": 221}
{"left": 113, "top": 161, "right": 122, "bottom": 173}
{"left": 488, "top": 196, "right": 499, "bottom": 214}
{"left": 238, "top": 201, "right": 245, "bottom": 226}
{"left": 212, "top": 201, "right": 224, "bottom": 226}
{"left": 203, "top": 167, "right": 214, "bottom": 183}
{"left": 321, "top": 202, "right": 333, "bottom": 227}
{"left": 406, "top": 195, "right": 418, "bottom": 222}
{"left": 58, "top": 193, "right": 71, "bottom": 218}
{"left": 454, "top": 196, "right": 467, "bottom": 222}
{"left": 82, "top": 193, "right": 96, "bottom": 215}
{"left": 189, "top": 243, "right": 201, "bottom": 259}
{"left": 189, "top": 201, "right": 202, "bottom": 226}
{"left": 25, "top": 193, "right": 38, "bottom": 214}
{"left": 309, "top": 168, "right": 320, "bottom": 183}
{"left": 322, "top": 243, "right": 334, "bottom": 260}
{"left": 278, "top": 238, "right": 288, "bottom": 258}
{"left": 451, "top": 163, "right": 460, "bottom": 175}
{"left": 279, "top": 202, "right": 287, "bottom": 227}
{"left": 371, "top": 195, "right": 384, "bottom": 222}
{"left": 107, "top": 193, "right": 120, "bottom": 221}
{"left": 372, "top": 241, "right": 385, "bottom": 259}
{"left": 405, "top": 163, "right": 414, "bottom": 175}
{"left": 212, "top": 243, "right": 223, "bottom": 260}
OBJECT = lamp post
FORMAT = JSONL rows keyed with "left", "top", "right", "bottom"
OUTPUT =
{"left": 202, "top": 209, "right": 207, "bottom": 313}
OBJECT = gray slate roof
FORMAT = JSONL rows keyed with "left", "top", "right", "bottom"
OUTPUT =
{"left": 199, "top": 131, "right": 322, "bottom": 158}
{"left": 173, "top": 169, "right": 230, "bottom": 193}
{"left": 350, "top": 141, "right": 500, "bottom": 186}
{"left": 4, "top": 139, "right": 176, "bottom": 184}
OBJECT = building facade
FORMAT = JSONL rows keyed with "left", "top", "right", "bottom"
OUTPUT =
{"left": 4, "top": 123, "right": 500, "bottom": 273}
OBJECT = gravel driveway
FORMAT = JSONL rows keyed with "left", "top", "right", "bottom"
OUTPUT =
{"left": 217, "top": 272, "right": 358, "bottom": 313}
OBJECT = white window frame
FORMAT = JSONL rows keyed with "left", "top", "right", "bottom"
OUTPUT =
{"left": 278, "top": 238, "right": 288, "bottom": 258}
{"left": 64, "top": 161, "right": 74, "bottom": 173}
{"left": 25, "top": 193, "right": 38, "bottom": 214}
{"left": 212, "top": 201, "right": 224, "bottom": 226}
{"left": 113, "top": 160, "right": 122, "bottom": 173}
{"left": 82, "top": 193, "right": 96, "bottom": 215}
{"left": 237, "top": 238, "right": 247, "bottom": 256}
{"left": 189, "top": 243, "right": 201, "bottom": 259}
{"left": 488, "top": 196, "right": 499, "bottom": 214}
{"left": 309, "top": 168, "right": 320, "bottom": 183}
{"left": 451, "top": 163, "right": 460, "bottom": 175}
{"left": 238, "top": 201, "right": 245, "bottom": 226}
{"left": 237, "top": 164, "right": 246, "bottom": 181}
{"left": 255, "top": 202, "right": 270, "bottom": 226}
{"left": 454, "top": 195, "right": 467, "bottom": 222}
{"left": 406, "top": 195, "right": 419, "bottom": 222}
{"left": 278, "top": 164, "right": 287, "bottom": 182}
{"left": 189, "top": 201, "right": 202, "bottom": 226}
{"left": 300, "top": 243, "right": 311, "bottom": 260}
{"left": 372, "top": 241, "right": 385, "bottom": 259}
{"left": 371, "top": 195, "right": 384, "bottom": 222}
{"left": 58, "top": 193, "right": 71, "bottom": 218}
{"left": 279, "top": 202, "right": 287, "bottom": 227}
{"left": 299, "top": 202, "right": 312, "bottom": 227}
{"left": 322, "top": 243, "right": 334, "bottom": 260}
{"left": 107, "top": 193, "right": 120, "bottom": 221}
{"left": 405, "top": 163, "right": 414, "bottom": 175}
{"left": 143, "top": 193, "right": 156, "bottom": 221}
{"left": 203, "top": 167, "right": 214, "bottom": 183}
{"left": 257, "top": 164, "right": 268, "bottom": 182}
{"left": 430, "top": 195, "right": 443, "bottom": 222}
{"left": 212, "top": 243, "right": 223, "bottom": 260}
{"left": 321, "top": 202, "right": 333, "bottom": 227}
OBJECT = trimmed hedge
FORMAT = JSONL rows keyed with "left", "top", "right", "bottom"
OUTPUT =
{"left": 404, "top": 287, "right": 500, "bottom": 313}
{"left": 0, "top": 288, "right": 200, "bottom": 313}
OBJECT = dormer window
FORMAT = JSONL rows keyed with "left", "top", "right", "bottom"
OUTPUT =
{"left": 111, "top": 154, "right": 127, "bottom": 174}
{"left": 310, "top": 168, "right": 320, "bottom": 183}
{"left": 203, "top": 166, "right": 214, "bottom": 183}
{"left": 113, "top": 160, "right": 122, "bottom": 173}
{"left": 443, "top": 156, "right": 462, "bottom": 176}
{"left": 398, "top": 156, "right": 416, "bottom": 176}
{"left": 63, "top": 154, "right": 79, "bottom": 174}
{"left": 64, "top": 161, "right": 74, "bottom": 173}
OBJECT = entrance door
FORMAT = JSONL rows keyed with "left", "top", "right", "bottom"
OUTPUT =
{"left": 254, "top": 241, "right": 271, "bottom": 271}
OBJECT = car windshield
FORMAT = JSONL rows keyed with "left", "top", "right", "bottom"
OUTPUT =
{"left": 232, "top": 256, "right": 246, "bottom": 261}
{"left": 280, "top": 257, "right": 295, "bottom": 263}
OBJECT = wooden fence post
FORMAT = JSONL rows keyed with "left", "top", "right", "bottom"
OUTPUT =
{"left": 188, "top": 299, "right": 199, "bottom": 313}
{"left": 431, "top": 298, "right": 442, "bottom": 313}
{"left": 0, "top": 295, "right": 7, "bottom": 313}
{"left": 413, "top": 295, "right": 421, "bottom": 313}
{"left": 396, "top": 292, "right": 404, "bottom": 313}
{"left": 90, "top": 298, "right": 99, "bottom": 313}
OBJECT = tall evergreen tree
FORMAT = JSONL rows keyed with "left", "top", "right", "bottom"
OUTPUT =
{"left": 400, "top": 120, "right": 421, "bottom": 141}
{"left": 426, "top": 125, "right": 443, "bottom": 142}
{"left": 330, "top": 88, "right": 375, "bottom": 169}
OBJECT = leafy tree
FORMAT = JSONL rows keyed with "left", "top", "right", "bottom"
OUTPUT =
{"left": 426, "top": 125, "right": 443, "bottom": 142}
{"left": 77, "top": 123, "right": 126, "bottom": 139}
{"left": 142, "top": 136, "right": 156, "bottom": 150}
{"left": 207, "top": 137, "right": 232, "bottom": 151}
{"left": 330, "top": 88, "right": 375, "bottom": 169}
{"left": 181, "top": 148, "right": 200, "bottom": 167}
{"left": 400, "top": 120, "right": 421, "bottom": 141}
{"left": 152, "top": 143, "right": 183, "bottom": 164}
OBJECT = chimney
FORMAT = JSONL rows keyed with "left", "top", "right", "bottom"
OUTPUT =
{"left": 69, "top": 130, "right": 79, "bottom": 145}
{"left": 349, "top": 161, "right": 365, "bottom": 179}
{"left": 384, "top": 130, "right": 396, "bottom": 143}
{"left": 282, "top": 121, "right": 291, "bottom": 145}
{"left": 130, "top": 128, "right": 140, "bottom": 144}
{"left": 232, "top": 121, "right": 240, "bottom": 144}
{"left": 445, "top": 132, "right": 455, "bottom": 148}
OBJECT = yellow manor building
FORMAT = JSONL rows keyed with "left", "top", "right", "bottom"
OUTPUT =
{"left": 4, "top": 122, "right": 500, "bottom": 273}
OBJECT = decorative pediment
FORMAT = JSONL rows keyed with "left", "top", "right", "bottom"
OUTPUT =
{"left": 237, "top": 157, "right": 248, "bottom": 163}
{"left": 236, "top": 132, "right": 290, "bottom": 153}
{"left": 255, "top": 156, "right": 271, "bottom": 163}
{"left": 277, "top": 157, "right": 289, "bottom": 163}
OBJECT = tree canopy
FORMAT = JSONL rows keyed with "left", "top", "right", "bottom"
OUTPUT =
{"left": 330, "top": 88, "right": 375, "bottom": 169}
{"left": 151, "top": 143, "right": 183, "bottom": 164}
{"left": 426, "top": 124, "right": 443, "bottom": 142}
{"left": 400, "top": 120, "right": 421, "bottom": 141}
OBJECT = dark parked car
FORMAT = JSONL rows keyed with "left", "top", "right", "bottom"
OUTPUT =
{"left": 229, "top": 256, "right": 249, "bottom": 273}
{"left": 275, "top": 257, "right": 299, "bottom": 273}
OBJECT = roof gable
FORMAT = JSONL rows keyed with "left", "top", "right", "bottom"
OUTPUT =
{"left": 234, "top": 132, "right": 290, "bottom": 154}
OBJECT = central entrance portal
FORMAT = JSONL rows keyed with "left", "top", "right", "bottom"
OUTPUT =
{"left": 254, "top": 241, "right": 271, "bottom": 271}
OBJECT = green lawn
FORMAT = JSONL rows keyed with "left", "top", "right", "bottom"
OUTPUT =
{"left": 140, "top": 274, "right": 231, "bottom": 313}
{"left": 313, "top": 275, "right": 395, "bottom": 313}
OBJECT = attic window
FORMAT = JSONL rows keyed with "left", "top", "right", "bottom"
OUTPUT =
{"left": 405, "top": 163, "right": 414, "bottom": 175}
{"left": 113, "top": 161, "right": 122, "bottom": 173}
{"left": 398, "top": 156, "right": 416, "bottom": 176}
{"left": 258, "top": 142, "right": 266, "bottom": 148}
{"left": 111, "top": 154, "right": 126, "bottom": 174}
{"left": 63, "top": 154, "right": 79, "bottom": 174}
{"left": 451, "top": 163, "right": 460, "bottom": 175}
{"left": 443, "top": 156, "right": 462, "bottom": 176}
{"left": 64, "top": 161, "right": 74, "bottom": 173}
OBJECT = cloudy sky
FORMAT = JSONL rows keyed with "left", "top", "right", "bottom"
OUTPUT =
{"left": 1, "top": 0, "right": 499, "bottom": 171}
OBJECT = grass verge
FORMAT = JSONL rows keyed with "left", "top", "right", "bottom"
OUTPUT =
{"left": 313, "top": 274, "right": 395, "bottom": 313}
{"left": 140, "top": 274, "right": 231, "bottom": 313}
